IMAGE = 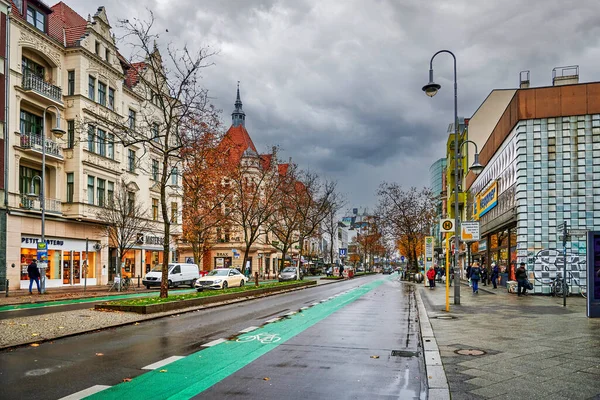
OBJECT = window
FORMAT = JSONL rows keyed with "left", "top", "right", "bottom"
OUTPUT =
{"left": 152, "top": 159, "right": 159, "bottom": 181}
{"left": 66, "top": 173, "right": 74, "bottom": 203}
{"left": 87, "top": 176, "right": 95, "bottom": 205}
{"left": 19, "top": 166, "right": 41, "bottom": 195}
{"left": 98, "top": 81, "right": 106, "bottom": 106}
{"left": 127, "top": 191, "right": 135, "bottom": 214}
{"left": 97, "top": 129, "right": 106, "bottom": 157}
{"left": 67, "top": 120, "right": 75, "bottom": 149}
{"left": 107, "top": 181, "right": 114, "bottom": 206}
{"left": 128, "top": 149, "right": 136, "bottom": 173}
{"left": 67, "top": 70, "right": 75, "bottom": 95}
{"left": 87, "top": 125, "right": 95, "bottom": 153}
{"left": 88, "top": 76, "right": 96, "bottom": 101}
{"left": 171, "top": 167, "right": 178, "bottom": 186}
{"left": 14, "top": 0, "right": 22, "bottom": 13}
{"left": 152, "top": 123, "right": 159, "bottom": 142}
{"left": 107, "top": 133, "right": 114, "bottom": 159}
{"left": 22, "top": 57, "right": 44, "bottom": 78}
{"left": 171, "top": 202, "right": 178, "bottom": 223}
{"left": 152, "top": 198, "right": 158, "bottom": 221}
{"left": 105, "top": 48, "right": 110, "bottom": 62}
{"left": 95, "top": 41, "right": 100, "bottom": 55}
{"left": 20, "top": 110, "right": 42, "bottom": 134}
{"left": 26, "top": 6, "right": 46, "bottom": 32}
{"left": 128, "top": 109, "right": 136, "bottom": 129}
{"left": 108, "top": 88, "right": 115, "bottom": 110}
{"left": 97, "top": 178, "right": 105, "bottom": 207}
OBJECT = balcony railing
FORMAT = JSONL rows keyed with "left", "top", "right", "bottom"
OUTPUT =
{"left": 19, "top": 194, "right": 62, "bottom": 214}
{"left": 20, "top": 132, "right": 63, "bottom": 159}
{"left": 22, "top": 72, "right": 62, "bottom": 103}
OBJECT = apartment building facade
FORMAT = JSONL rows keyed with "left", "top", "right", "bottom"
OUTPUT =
{"left": 4, "top": 2, "right": 180, "bottom": 290}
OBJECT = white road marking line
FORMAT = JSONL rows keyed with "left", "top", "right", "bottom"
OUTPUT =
{"left": 142, "top": 356, "right": 185, "bottom": 370}
{"left": 311, "top": 303, "right": 319, "bottom": 306}
{"left": 300, "top": 306, "right": 309, "bottom": 310}
{"left": 239, "top": 326, "right": 259, "bottom": 333}
{"left": 265, "top": 317, "right": 281, "bottom": 323}
{"left": 202, "top": 338, "right": 227, "bottom": 347}
{"left": 284, "top": 311, "right": 297, "bottom": 316}
{"left": 58, "top": 385, "right": 111, "bottom": 400}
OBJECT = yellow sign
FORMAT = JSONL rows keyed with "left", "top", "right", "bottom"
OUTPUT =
{"left": 476, "top": 181, "right": 498, "bottom": 218}
{"left": 440, "top": 219, "right": 454, "bottom": 233}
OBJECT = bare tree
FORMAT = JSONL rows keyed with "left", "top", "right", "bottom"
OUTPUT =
{"left": 96, "top": 181, "right": 152, "bottom": 290}
{"left": 376, "top": 183, "right": 436, "bottom": 272}
{"left": 322, "top": 193, "right": 346, "bottom": 268}
{"left": 228, "top": 148, "right": 282, "bottom": 272}
{"left": 90, "top": 13, "right": 219, "bottom": 297}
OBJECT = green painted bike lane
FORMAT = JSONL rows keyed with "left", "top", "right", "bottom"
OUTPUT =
{"left": 86, "top": 278, "right": 388, "bottom": 400}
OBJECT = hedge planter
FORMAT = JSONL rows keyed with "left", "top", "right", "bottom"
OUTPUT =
{"left": 95, "top": 281, "right": 316, "bottom": 314}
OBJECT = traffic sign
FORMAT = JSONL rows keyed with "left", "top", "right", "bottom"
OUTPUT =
{"left": 37, "top": 241, "right": 48, "bottom": 263}
{"left": 569, "top": 229, "right": 587, "bottom": 236}
{"left": 339, "top": 248, "right": 347, "bottom": 257}
{"left": 440, "top": 219, "right": 454, "bottom": 233}
{"left": 400, "top": 255, "right": 405, "bottom": 262}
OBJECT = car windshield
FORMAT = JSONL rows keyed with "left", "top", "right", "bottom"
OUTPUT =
{"left": 282, "top": 267, "right": 296, "bottom": 273}
{"left": 151, "top": 267, "right": 163, "bottom": 272}
{"left": 208, "top": 269, "right": 229, "bottom": 276}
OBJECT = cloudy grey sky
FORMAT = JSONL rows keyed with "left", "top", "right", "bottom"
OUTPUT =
{"left": 73, "top": 0, "right": 600, "bottom": 210}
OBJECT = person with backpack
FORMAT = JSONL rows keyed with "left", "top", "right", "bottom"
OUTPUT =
{"left": 469, "top": 262, "right": 482, "bottom": 294}
{"left": 27, "top": 260, "right": 41, "bottom": 294}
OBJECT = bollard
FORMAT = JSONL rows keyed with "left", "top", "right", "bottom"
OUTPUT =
{"left": 255, "top": 271, "right": 259, "bottom": 287}
{"left": 5, "top": 279, "right": 8, "bottom": 297}
{"left": 137, "top": 275, "right": 141, "bottom": 288}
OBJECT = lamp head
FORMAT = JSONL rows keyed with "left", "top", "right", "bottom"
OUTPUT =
{"left": 422, "top": 68, "right": 440, "bottom": 97}
{"left": 26, "top": 179, "right": 38, "bottom": 199}
{"left": 469, "top": 153, "right": 484, "bottom": 175}
{"left": 50, "top": 112, "right": 66, "bottom": 138}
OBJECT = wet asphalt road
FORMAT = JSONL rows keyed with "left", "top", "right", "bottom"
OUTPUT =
{"left": 0, "top": 275, "right": 424, "bottom": 400}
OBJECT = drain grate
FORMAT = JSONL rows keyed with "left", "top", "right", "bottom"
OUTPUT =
{"left": 391, "top": 350, "right": 418, "bottom": 357}
{"left": 455, "top": 349, "right": 486, "bottom": 356}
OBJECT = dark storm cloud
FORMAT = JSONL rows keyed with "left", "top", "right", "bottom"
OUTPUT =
{"left": 71, "top": 0, "right": 600, "bottom": 208}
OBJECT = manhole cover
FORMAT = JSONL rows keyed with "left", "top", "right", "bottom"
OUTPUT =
{"left": 455, "top": 349, "right": 486, "bottom": 356}
{"left": 434, "top": 315, "right": 456, "bottom": 319}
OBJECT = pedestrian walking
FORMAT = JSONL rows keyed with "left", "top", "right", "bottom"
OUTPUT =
{"left": 339, "top": 264, "right": 344, "bottom": 278}
{"left": 481, "top": 264, "right": 488, "bottom": 286}
{"left": 490, "top": 263, "right": 499, "bottom": 289}
{"left": 516, "top": 262, "right": 528, "bottom": 297}
{"left": 470, "top": 262, "right": 481, "bottom": 294}
{"left": 466, "top": 264, "right": 472, "bottom": 287}
{"left": 27, "top": 260, "right": 41, "bottom": 294}
{"left": 426, "top": 266, "right": 436, "bottom": 289}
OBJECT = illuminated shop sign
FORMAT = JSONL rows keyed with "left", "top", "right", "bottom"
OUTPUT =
{"left": 477, "top": 182, "right": 498, "bottom": 217}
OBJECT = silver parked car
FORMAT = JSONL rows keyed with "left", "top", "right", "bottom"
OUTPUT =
{"left": 278, "top": 267, "right": 304, "bottom": 282}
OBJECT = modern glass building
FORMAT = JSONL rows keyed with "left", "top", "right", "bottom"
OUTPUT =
{"left": 429, "top": 158, "right": 446, "bottom": 250}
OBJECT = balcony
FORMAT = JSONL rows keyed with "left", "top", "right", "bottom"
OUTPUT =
{"left": 20, "top": 132, "right": 63, "bottom": 160}
{"left": 19, "top": 194, "right": 62, "bottom": 214}
{"left": 21, "top": 72, "right": 63, "bottom": 104}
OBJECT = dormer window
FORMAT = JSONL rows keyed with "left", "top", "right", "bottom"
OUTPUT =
{"left": 26, "top": 5, "right": 46, "bottom": 32}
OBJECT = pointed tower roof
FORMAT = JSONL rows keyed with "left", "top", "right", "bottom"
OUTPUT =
{"left": 232, "top": 81, "right": 246, "bottom": 127}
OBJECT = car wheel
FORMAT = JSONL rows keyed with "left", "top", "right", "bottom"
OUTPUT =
{"left": 197, "top": 288, "right": 203, "bottom": 292}
{"left": 145, "top": 285, "right": 150, "bottom": 290}
{"left": 168, "top": 280, "right": 173, "bottom": 288}
{"left": 222, "top": 281, "right": 228, "bottom": 290}
{"left": 240, "top": 279, "right": 244, "bottom": 287}
{"left": 191, "top": 278, "right": 197, "bottom": 288}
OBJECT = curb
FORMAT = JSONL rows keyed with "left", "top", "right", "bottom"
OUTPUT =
{"left": 414, "top": 287, "right": 451, "bottom": 400}
{"left": 0, "top": 279, "right": 343, "bottom": 350}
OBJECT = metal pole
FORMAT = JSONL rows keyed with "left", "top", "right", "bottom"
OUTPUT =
{"left": 40, "top": 109, "right": 47, "bottom": 294}
{"left": 563, "top": 221, "right": 567, "bottom": 307}
{"left": 84, "top": 238, "right": 88, "bottom": 292}
{"left": 445, "top": 232, "right": 450, "bottom": 312}
{"left": 452, "top": 53, "right": 461, "bottom": 306}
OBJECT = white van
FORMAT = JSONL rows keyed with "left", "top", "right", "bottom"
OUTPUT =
{"left": 142, "top": 263, "right": 200, "bottom": 289}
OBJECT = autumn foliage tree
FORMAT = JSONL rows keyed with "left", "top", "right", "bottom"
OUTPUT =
{"left": 181, "top": 119, "right": 233, "bottom": 270}
{"left": 376, "top": 184, "right": 436, "bottom": 272}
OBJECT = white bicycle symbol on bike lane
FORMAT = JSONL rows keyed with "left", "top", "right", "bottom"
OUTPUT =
{"left": 236, "top": 333, "right": 281, "bottom": 344}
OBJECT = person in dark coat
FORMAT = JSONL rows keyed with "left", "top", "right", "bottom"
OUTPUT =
{"left": 481, "top": 264, "right": 489, "bottom": 286}
{"left": 27, "top": 260, "right": 41, "bottom": 294}
{"left": 516, "top": 262, "right": 528, "bottom": 296}
{"left": 470, "top": 262, "right": 482, "bottom": 294}
{"left": 466, "top": 264, "right": 472, "bottom": 287}
{"left": 490, "top": 263, "right": 499, "bottom": 289}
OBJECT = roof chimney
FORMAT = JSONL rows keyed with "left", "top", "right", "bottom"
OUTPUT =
{"left": 552, "top": 65, "right": 579, "bottom": 86}
{"left": 519, "top": 71, "right": 530, "bottom": 88}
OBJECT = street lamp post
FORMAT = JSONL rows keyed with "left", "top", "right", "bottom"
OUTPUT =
{"left": 26, "top": 105, "right": 66, "bottom": 294}
{"left": 423, "top": 50, "right": 483, "bottom": 306}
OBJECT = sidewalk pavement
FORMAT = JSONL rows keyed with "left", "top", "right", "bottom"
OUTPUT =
{"left": 415, "top": 280, "right": 600, "bottom": 400}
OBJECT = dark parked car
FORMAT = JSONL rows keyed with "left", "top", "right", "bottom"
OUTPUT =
{"left": 278, "top": 267, "right": 304, "bottom": 282}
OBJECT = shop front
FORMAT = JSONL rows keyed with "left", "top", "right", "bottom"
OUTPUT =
{"left": 20, "top": 236, "right": 100, "bottom": 288}
{"left": 107, "top": 235, "right": 172, "bottom": 281}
